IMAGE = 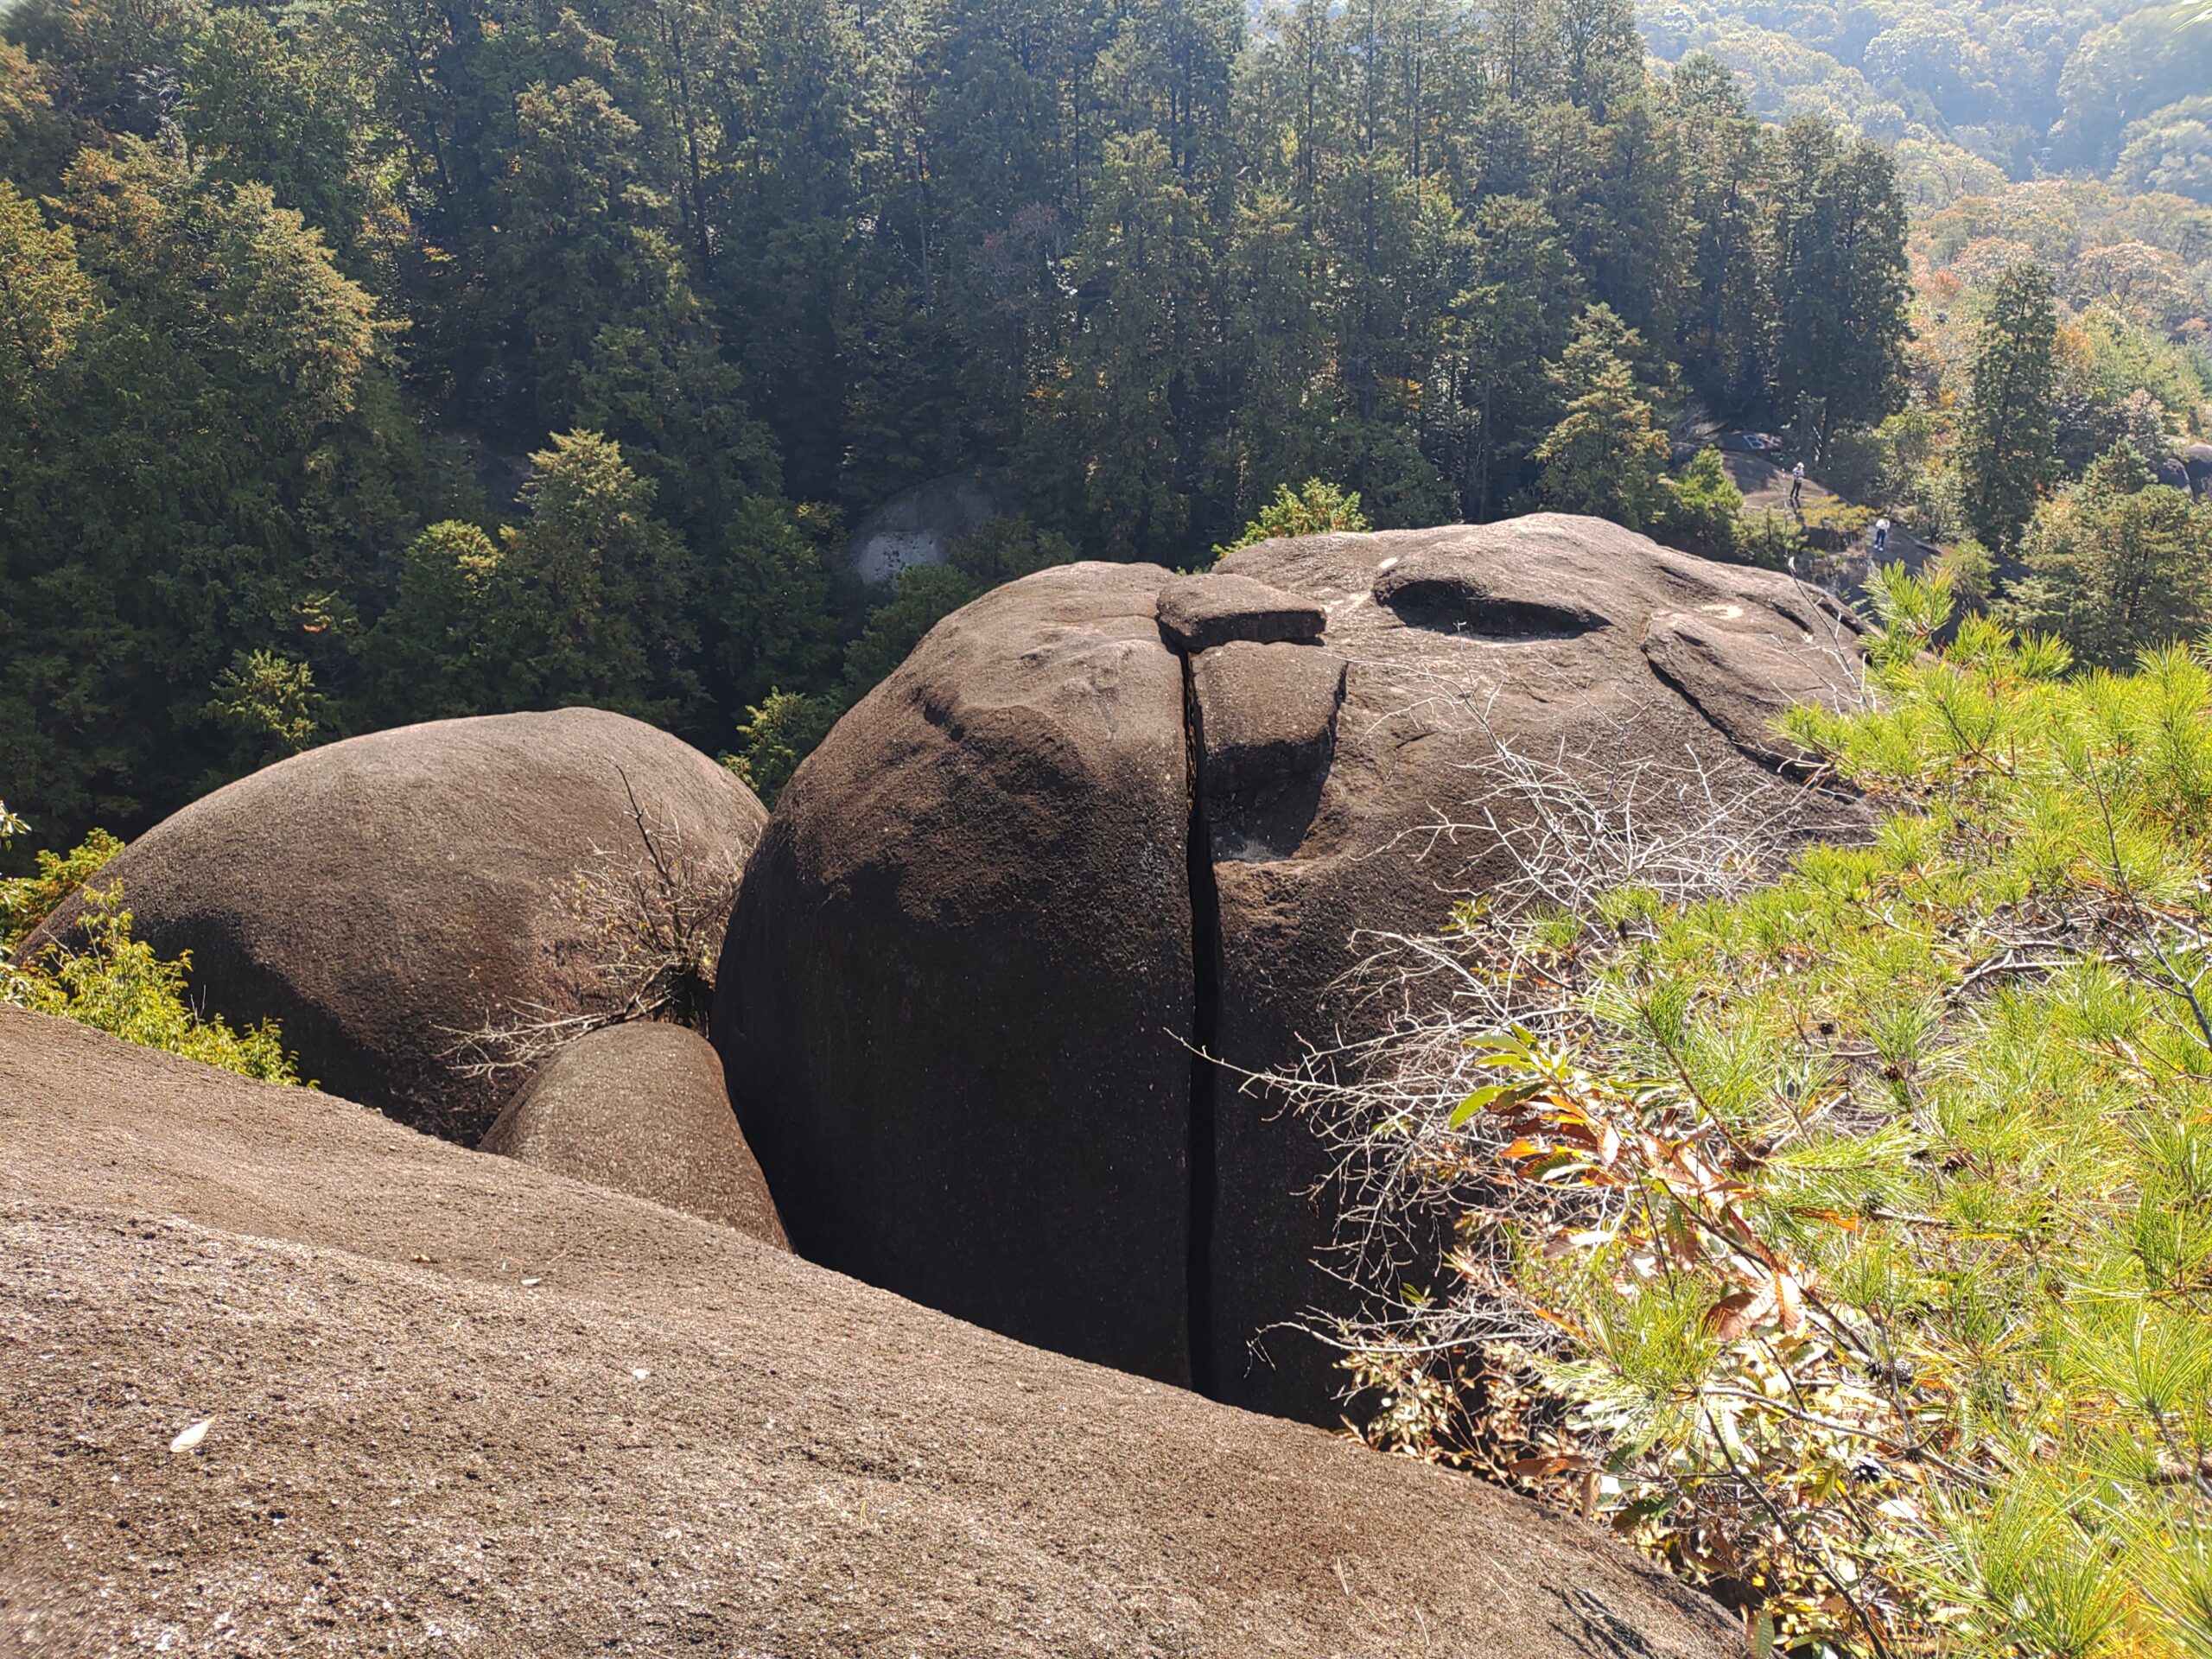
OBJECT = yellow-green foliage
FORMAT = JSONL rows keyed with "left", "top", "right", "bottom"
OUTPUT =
{"left": 1, "top": 823, "right": 121, "bottom": 948}
{"left": 1, "top": 808, "right": 300, "bottom": 1084}
{"left": 1213, "top": 480, "right": 1370, "bottom": 560}
{"left": 1374, "top": 573, "right": 2212, "bottom": 1656}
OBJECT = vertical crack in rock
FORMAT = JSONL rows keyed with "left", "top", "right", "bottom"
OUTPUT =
{"left": 1182, "top": 652, "right": 1224, "bottom": 1399}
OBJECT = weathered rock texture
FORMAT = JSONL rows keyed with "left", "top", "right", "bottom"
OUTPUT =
{"left": 1156, "top": 573, "right": 1327, "bottom": 651}
{"left": 717, "top": 518, "right": 1866, "bottom": 1418}
{"left": 479, "top": 1020, "right": 787, "bottom": 1245}
{"left": 0, "top": 1008, "right": 1737, "bottom": 1659}
{"left": 719, "top": 563, "right": 1197, "bottom": 1382}
{"left": 1197, "top": 518, "right": 1862, "bottom": 1415}
{"left": 29, "top": 709, "right": 766, "bottom": 1144}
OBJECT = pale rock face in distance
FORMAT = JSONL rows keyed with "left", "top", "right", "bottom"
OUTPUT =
{"left": 842, "top": 472, "right": 1008, "bottom": 587}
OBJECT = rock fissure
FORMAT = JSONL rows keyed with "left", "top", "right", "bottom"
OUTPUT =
{"left": 1181, "top": 651, "right": 1224, "bottom": 1399}
{"left": 716, "top": 524, "right": 1871, "bottom": 1420}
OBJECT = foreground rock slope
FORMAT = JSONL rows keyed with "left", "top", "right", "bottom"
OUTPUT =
{"left": 29, "top": 709, "right": 766, "bottom": 1143}
{"left": 719, "top": 516, "right": 1866, "bottom": 1417}
{"left": 0, "top": 1008, "right": 1733, "bottom": 1658}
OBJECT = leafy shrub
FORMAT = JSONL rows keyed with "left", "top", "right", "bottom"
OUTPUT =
{"left": 1897, "top": 461, "right": 1972, "bottom": 544}
{"left": 723, "top": 688, "right": 841, "bottom": 806}
{"left": 1313, "top": 573, "right": 2212, "bottom": 1656}
{"left": 12, "top": 891, "right": 301, "bottom": 1082}
{"left": 1655, "top": 448, "right": 1747, "bottom": 562}
{"left": 1, "top": 823, "right": 121, "bottom": 948}
{"left": 1931, "top": 538, "right": 1994, "bottom": 612}
{"left": 1, "top": 809, "right": 299, "bottom": 1082}
{"left": 1799, "top": 498, "right": 1878, "bottom": 551}
{"left": 1214, "top": 479, "right": 1370, "bottom": 559}
{"left": 206, "top": 647, "right": 323, "bottom": 770}
{"left": 1738, "top": 509, "right": 1812, "bottom": 570}
{"left": 1820, "top": 425, "right": 1895, "bottom": 505}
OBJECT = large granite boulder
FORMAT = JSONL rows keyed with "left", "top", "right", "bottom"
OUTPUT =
{"left": 29, "top": 709, "right": 766, "bottom": 1144}
{"left": 0, "top": 1007, "right": 1738, "bottom": 1659}
{"left": 478, "top": 1020, "right": 787, "bottom": 1246}
{"left": 720, "top": 563, "right": 1196, "bottom": 1382}
{"left": 716, "top": 518, "right": 1866, "bottom": 1418}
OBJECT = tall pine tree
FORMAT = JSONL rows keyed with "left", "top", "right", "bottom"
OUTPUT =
{"left": 1963, "top": 262, "right": 2061, "bottom": 551}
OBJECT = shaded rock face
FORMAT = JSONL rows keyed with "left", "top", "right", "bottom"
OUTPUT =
{"left": 717, "top": 518, "right": 1866, "bottom": 1419}
{"left": 479, "top": 1021, "right": 787, "bottom": 1246}
{"left": 2188, "top": 442, "right": 2212, "bottom": 501}
{"left": 31, "top": 709, "right": 766, "bottom": 1145}
{"left": 0, "top": 1007, "right": 1738, "bottom": 1659}
{"left": 717, "top": 563, "right": 1197, "bottom": 1381}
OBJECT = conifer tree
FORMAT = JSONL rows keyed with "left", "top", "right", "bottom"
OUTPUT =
{"left": 1531, "top": 305, "right": 1671, "bottom": 530}
{"left": 1962, "top": 261, "right": 2061, "bottom": 550}
{"left": 497, "top": 431, "right": 701, "bottom": 721}
{"left": 1766, "top": 121, "right": 1909, "bottom": 461}
{"left": 1665, "top": 55, "right": 1771, "bottom": 410}
{"left": 1030, "top": 130, "right": 1207, "bottom": 557}
{"left": 2004, "top": 443, "right": 2212, "bottom": 664}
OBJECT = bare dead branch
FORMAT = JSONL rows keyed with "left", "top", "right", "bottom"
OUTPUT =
{"left": 440, "top": 772, "right": 751, "bottom": 1083}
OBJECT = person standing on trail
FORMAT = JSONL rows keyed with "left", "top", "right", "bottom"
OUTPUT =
{"left": 1872, "top": 515, "right": 1891, "bottom": 558}
{"left": 1789, "top": 461, "right": 1806, "bottom": 512}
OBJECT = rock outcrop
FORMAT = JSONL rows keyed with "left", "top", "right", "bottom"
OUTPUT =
{"left": 0, "top": 1007, "right": 1738, "bottom": 1659}
{"left": 718, "top": 518, "right": 1866, "bottom": 1417}
{"left": 720, "top": 563, "right": 1197, "bottom": 1382}
{"left": 29, "top": 709, "right": 766, "bottom": 1144}
{"left": 479, "top": 1020, "right": 787, "bottom": 1245}
{"left": 842, "top": 471, "right": 1009, "bottom": 586}
{"left": 2187, "top": 440, "right": 2212, "bottom": 501}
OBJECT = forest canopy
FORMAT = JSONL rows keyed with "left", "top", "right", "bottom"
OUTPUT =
{"left": 0, "top": 0, "right": 1928, "bottom": 854}
{"left": 3, "top": 0, "right": 2207, "bottom": 861}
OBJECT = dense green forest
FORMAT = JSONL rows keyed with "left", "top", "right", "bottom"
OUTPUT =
{"left": 2, "top": 0, "right": 2209, "bottom": 858}
{"left": 0, "top": 0, "right": 1934, "bottom": 852}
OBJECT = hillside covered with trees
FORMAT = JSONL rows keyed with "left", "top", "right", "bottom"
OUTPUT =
{"left": 1639, "top": 3, "right": 2212, "bottom": 683}
{"left": 0, "top": 0, "right": 1936, "bottom": 852}
{"left": 1643, "top": 0, "right": 2212, "bottom": 194}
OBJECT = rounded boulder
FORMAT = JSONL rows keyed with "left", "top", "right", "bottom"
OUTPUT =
{"left": 716, "top": 518, "right": 1866, "bottom": 1417}
{"left": 718, "top": 562, "right": 1196, "bottom": 1382}
{"left": 479, "top": 1021, "right": 786, "bottom": 1245}
{"left": 32, "top": 709, "right": 766, "bottom": 1144}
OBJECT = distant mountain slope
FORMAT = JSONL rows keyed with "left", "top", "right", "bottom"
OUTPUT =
{"left": 1642, "top": 0, "right": 2212, "bottom": 194}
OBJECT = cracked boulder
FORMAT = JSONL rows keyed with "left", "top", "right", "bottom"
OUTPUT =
{"left": 28, "top": 709, "right": 767, "bottom": 1144}
{"left": 715, "top": 517, "right": 1866, "bottom": 1417}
